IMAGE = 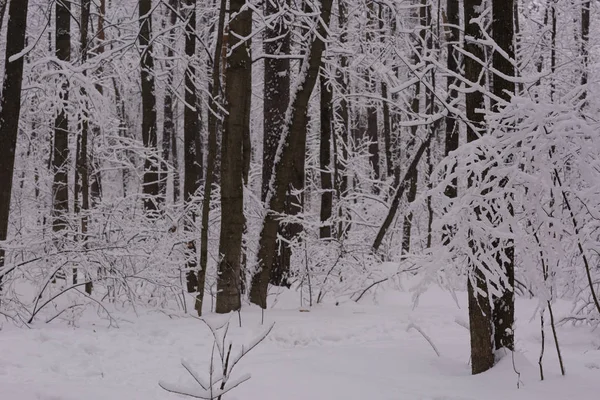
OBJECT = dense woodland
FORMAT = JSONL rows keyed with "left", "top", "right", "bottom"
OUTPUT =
{"left": 0, "top": 0, "right": 599, "bottom": 377}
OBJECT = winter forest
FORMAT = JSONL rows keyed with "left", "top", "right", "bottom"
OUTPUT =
{"left": 0, "top": 0, "right": 600, "bottom": 398}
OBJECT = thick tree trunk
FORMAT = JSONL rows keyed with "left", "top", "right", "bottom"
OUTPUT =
{"left": 491, "top": 0, "right": 515, "bottom": 352}
{"left": 215, "top": 0, "right": 252, "bottom": 314}
{"left": 0, "top": 0, "right": 29, "bottom": 287}
{"left": 465, "top": 0, "right": 494, "bottom": 375}
{"left": 183, "top": 0, "right": 200, "bottom": 293}
{"left": 320, "top": 74, "right": 333, "bottom": 239}
{"left": 139, "top": 0, "right": 159, "bottom": 213}
{"left": 51, "top": 0, "right": 71, "bottom": 233}
{"left": 250, "top": 0, "right": 335, "bottom": 308}
{"left": 262, "top": 0, "right": 292, "bottom": 286}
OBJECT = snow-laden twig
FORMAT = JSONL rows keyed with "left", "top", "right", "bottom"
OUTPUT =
{"left": 406, "top": 322, "right": 440, "bottom": 357}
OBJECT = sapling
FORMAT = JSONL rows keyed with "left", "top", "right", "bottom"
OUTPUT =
{"left": 159, "top": 318, "right": 274, "bottom": 399}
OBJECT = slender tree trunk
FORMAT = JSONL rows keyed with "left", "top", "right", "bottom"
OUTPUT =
{"left": 0, "top": 0, "right": 29, "bottom": 289}
{"left": 491, "top": 0, "right": 515, "bottom": 352}
{"left": 335, "top": 0, "right": 350, "bottom": 239}
{"left": 90, "top": 0, "right": 105, "bottom": 206}
{"left": 51, "top": 0, "right": 71, "bottom": 234}
{"left": 159, "top": 0, "right": 179, "bottom": 204}
{"left": 465, "top": 0, "right": 494, "bottom": 375}
{"left": 320, "top": 73, "right": 333, "bottom": 239}
{"left": 366, "top": 0, "right": 380, "bottom": 183}
{"left": 444, "top": 0, "right": 459, "bottom": 196}
{"left": 580, "top": 0, "right": 590, "bottom": 106}
{"left": 196, "top": 0, "right": 227, "bottom": 315}
{"left": 139, "top": 0, "right": 159, "bottom": 213}
{"left": 402, "top": 1, "right": 426, "bottom": 255}
{"left": 250, "top": 0, "right": 335, "bottom": 308}
{"left": 75, "top": 0, "right": 93, "bottom": 293}
{"left": 183, "top": 0, "right": 200, "bottom": 293}
{"left": 215, "top": 0, "right": 252, "bottom": 314}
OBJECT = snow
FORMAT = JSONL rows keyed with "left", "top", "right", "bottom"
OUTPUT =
{"left": 1, "top": 284, "right": 599, "bottom": 400}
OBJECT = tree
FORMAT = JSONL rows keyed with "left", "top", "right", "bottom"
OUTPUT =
{"left": 262, "top": 0, "right": 292, "bottom": 285}
{"left": 320, "top": 72, "right": 334, "bottom": 239}
{"left": 139, "top": 0, "right": 160, "bottom": 213}
{"left": 51, "top": 0, "right": 71, "bottom": 233}
{"left": 464, "top": 0, "right": 495, "bottom": 375}
{"left": 0, "top": 0, "right": 30, "bottom": 285}
{"left": 250, "top": 0, "right": 335, "bottom": 308}
{"left": 183, "top": 0, "right": 200, "bottom": 293}
{"left": 491, "top": 0, "right": 515, "bottom": 353}
{"left": 215, "top": 0, "right": 252, "bottom": 313}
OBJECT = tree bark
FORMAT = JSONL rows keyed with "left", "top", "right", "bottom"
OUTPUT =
{"left": 51, "top": 0, "right": 71, "bottom": 233}
{"left": 320, "top": 73, "right": 333, "bottom": 239}
{"left": 215, "top": 0, "right": 252, "bottom": 314}
{"left": 262, "top": 0, "right": 292, "bottom": 286}
{"left": 159, "top": 0, "right": 179, "bottom": 204}
{"left": 183, "top": 0, "right": 200, "bottom": 293}
{"left": 444, "top": 0, "right": 459, "bottom": 198}
{"left": 491, "top": 0, "right": 515, "bottom": 352}
{"left": 0, "top": 0, "right": 30, "bottom": 287}
{"left": 197, "top": 0, "right": 227, "bottom": 315}
{"left": 465, "top": 0, "right": 494, "bottom": 375}
{"left": 365, "top": 0, "right": 380, "bottom": 183}
{"left": 139, "top": 0, "right": 160, "bottom": 213}
{"left": 250, "top": 0, "right": 335, "bottom": 308}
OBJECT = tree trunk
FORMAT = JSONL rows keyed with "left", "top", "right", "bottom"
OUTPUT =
{"left": 139, "top": 0, "right": 159, "bottom": 213}
{"left": 465, "top": 0, "right": 494, "bottom": 375}
{"left": 159, "top": 0, "right": 179, "bottom": 204}
{"left": 444, "top": 0, "right": 459, "bottom": 199}
{"left": 319, "top": 73, "right": 333, "bottom": 239}
{"left": 215, "top": 0, "right": 252, "bottom": 314}
{"left": 51, "top": 0, "right": 71, "bottom": 233}
{"left": 0, "top": 0, "right": 30, "bottom": 288}
{"left": 335, "top": 0, "right": 350, "bottom": 239}
{"left": 580, "top": 0, "right": 590, "bottom": 106}
{"left": 75, "top": 0, "right": 93, "bottom": 293}
{"left": 250, "top": 0, "right": 335, "bottom": 308}
{"left": 366, "top": 0, "right": 380, "bottom": 183}
{"left": 491, "top": 0, "right": 515, "bottom": 352}
{"left": 183, "top": 0, "right": 200, "bottom": 293}
{"left": 262, "top": 0, "right": 292, "bottom": 287}
{"left": 196, "top": 0, "right": 227, "bottom": 315}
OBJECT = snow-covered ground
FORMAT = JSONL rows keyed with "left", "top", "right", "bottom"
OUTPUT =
{"left": 1, "top": 284, "right": 599, "bottom": 400}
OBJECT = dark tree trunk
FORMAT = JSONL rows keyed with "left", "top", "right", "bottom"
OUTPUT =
{"left": 159, "top": 0, "right": 179, "bottom": 203}
{"left": 75, "top": 0, "right": 93, "bottom": 293}
{"left": 580, "top": 0, "right": 590, "bottom": 105}
{"left": 0, "top": 0, "right": 29, "bottom": 287}
{"left": 250, "top": 0, "right": 335, "bottom": 308}
{"left": 401, "top": 0, "right": 426, "bottom": 255}
{"left": 444, "top": 0, "right": 459, "bottom": 198}
{"left": 51, "top": 0, "right": 71, "bottom": 233}
{"left": 465, "top": 0, "right": 494, "bottom": 375}
{"left": 197, "top": 0, "right": 227, "bottom": 315}
{"left": 262, "top": 0, "right": 292, "bottom": 287}
{"left": 319, "top": 74, "right": 333, "bottom": 239}
{"left": 335, "top": 0, "right": 350, "bottom": 239}
{"left": 366, "top": 0, "right": 380, "bottom": 183}
{"left": 215, "top": 0, "right": 252, "bottom": 314}
{"left": 183, "top": 0, "right": 200, "bottom": 293}
{"left": 491, "top": 0, "right": 515, "bottom": 352}
{"left": 90, "top": 0, "right": 105, "bottom": 207}
{"left": 139, "top": 0, "right": 159, "bottom": 213}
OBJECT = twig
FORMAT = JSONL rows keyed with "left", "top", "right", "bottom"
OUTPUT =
{"left": 406, "top": 323, "right": 440, "bottom": 357}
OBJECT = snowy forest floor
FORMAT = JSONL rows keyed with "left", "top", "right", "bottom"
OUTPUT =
{"left": 1, "top": 281, "right": 599, "bottom": 400}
